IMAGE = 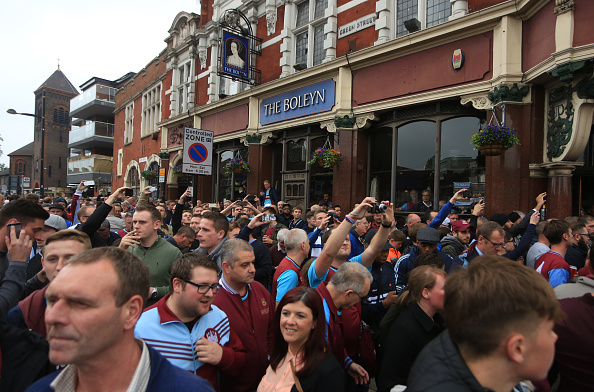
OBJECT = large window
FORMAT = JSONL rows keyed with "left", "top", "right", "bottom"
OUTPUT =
{"left": 395, "top": 0, "right": 451, "bottom": 38}
{"left": 368, "top": 113, "right": 485, "bottom": 208}
{"left": 141, "top": 83, "right": 162, "bottom": 137}
{"left": 177, "top": 61, "right": 192, "bottom": 114}
{"left": 294, "top": 0, "right": 328, "bottom": 68}
{"left": 124, "top": 103, "right": 134, "bottom": 144}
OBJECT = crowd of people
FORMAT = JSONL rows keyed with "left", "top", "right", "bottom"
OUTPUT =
{"left": 0, "top": 180, "right": 592, "bottom": 392}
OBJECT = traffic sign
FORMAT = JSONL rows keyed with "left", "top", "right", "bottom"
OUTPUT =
{"left": 182, "top": 128, "right": 213, "bottom": 175}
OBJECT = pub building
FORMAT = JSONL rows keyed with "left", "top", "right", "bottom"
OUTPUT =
{"left": 112, "top": 0, "right": 594, "bottom": 219}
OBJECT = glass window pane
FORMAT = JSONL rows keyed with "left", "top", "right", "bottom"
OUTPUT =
{"left": 396, "top": 121, "right": 435, "bottom": 198}
{"left": 314, "top": 0, "right": 327, "bottom": 19}
{"left": 440, "top": 117, "right": 485, "bottom": 202}
{"left": 313, "top": 25, "right": 326, "bottom": 66}
{"left": 218, "top": 150, "right": 234, "bottom": 202}
{"left": 286, "top": 139, "right": 307, "bottom": 171}
{"left": 427, "top": 0, "right": 451, "bottom": 28}
{"left": 296, "top": 32, "right": 308, "bottom": 64}
{"left": 296, "top": 1, "right": 310, "bottom": 27}
{"left": 396, "top": 0, "right": 418, "bottom": 38}
{"left": 369, "top": 128, "right": 393, "bottom": 201}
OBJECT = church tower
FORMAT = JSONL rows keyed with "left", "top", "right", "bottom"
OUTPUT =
{"left": 33, "top": 68, "right": 78, "bottom": 194}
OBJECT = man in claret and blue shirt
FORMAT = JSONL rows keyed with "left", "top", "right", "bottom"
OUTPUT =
{"left": 135, "top": 253, "right": 247, "bottom": 392}
{"left": 212, "top": 239, "right": 274, "bottom": 392}
{"left": 306, "top": 197, "right": 393, "bottom": 388}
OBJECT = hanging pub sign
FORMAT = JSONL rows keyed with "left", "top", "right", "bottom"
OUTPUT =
{"left": 222, "top": 31, "right": 249, "bottom": 79}
{"left": 217, "top": 9, "right": 263, "bottom": 85}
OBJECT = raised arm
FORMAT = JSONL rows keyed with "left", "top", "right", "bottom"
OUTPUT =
{"left": 314, "top": 197, "right": 374, "bottom": 277}
{"left": 360, "top": 202, "right": 394, "bottom": 268}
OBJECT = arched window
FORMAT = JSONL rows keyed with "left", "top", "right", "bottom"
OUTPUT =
{"left": 53, "top": 109, "right": 59, "bottom": 123}
{"left": 59, "top": 108, "right": 65, "bottom": 124}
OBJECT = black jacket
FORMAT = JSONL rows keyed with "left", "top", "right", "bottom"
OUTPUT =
{"left": 377, "top": 302, "right": 445, "bottom": 391}
{"left": 407, "top": 331, "right": 492, "bottom": 392}
{"left": 291, "top": 354, "right": 345, "bottom": 392}
{"left": 0, "top": 320, "right": 54, "bottom": 392}
{"left": 565, "top": 244, "right": 588, "bottom": 270}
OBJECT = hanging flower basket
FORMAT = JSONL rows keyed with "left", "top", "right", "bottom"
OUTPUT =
{"left": 308, "top": 148, "right": 343, "bottom": 168}
{"left": 225, "top": 158, "right": 251, "bottom": 175}
{"left": 470, "top": 124, "right": 520, "bottom": 156}
{"left": 172, "top": 164, "right": 191, "bottom": 177}
{"left": 140, "top": 170, "right": 158, "bottom": 179}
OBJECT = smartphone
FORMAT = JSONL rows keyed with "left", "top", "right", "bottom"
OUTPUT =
{"left": 83, "top": 180, "right": 95, "bottom": 186}
{"left": 209, "top": 203, "right": 218, "bottom": 209}
{"left": 148, "top": 186, "right": 157, "bottom": 192}
{"left": 124, "top": 189, "right": 134, "bottom": 197}
{"left": 7, "top": 222, "right": 21, "bottom": 238}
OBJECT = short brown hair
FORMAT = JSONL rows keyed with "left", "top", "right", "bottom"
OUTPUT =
{"left": 0, "top": 199, "right": 49, "bottom": 227}
{"left": 66, "top": 247, "right": 150, "bottom": 307}
{"left": 543, "top": 219, "right": 571, "bottom": 245}
{"left": 389, "top": 230, "right": 406, "bottom": 242}
{"left": 409, "top": 222, "right": 428, "bottom": 243}
{"left": 170, "top": 253, "right": 219, "bottom": 292}
{"left": 44, "top": 230, "right": 92, "bottom": 255}
{"left": 134, "top": 205, "right": 161, "bottom": 223}
{"left": 445, "top": 255, "right": 562, "bottom": 360}
{"left": 477, "top": 221, "right": 504, "bottom": 240}
{"left": 200, "top": 211, "right": 229, "bottom": 236}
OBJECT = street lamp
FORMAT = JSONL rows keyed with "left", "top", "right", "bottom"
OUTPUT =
{"left": 6, "top": 89, "right": 46, "bottom": 197}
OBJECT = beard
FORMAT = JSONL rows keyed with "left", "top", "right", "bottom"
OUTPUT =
{"left": 577, "top": 238, "right": 590, "bottom": 252}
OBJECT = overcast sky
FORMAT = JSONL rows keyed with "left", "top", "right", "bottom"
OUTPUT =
{"left": 0, "top": 0, "right": 198, "bottom": 167}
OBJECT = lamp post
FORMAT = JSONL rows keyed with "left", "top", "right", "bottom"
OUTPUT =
{"left": 7, "top": 90, "right": 46, "bottom": 197}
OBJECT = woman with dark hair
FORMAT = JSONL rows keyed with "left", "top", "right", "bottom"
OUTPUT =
{"left": 258, "top": 287, "right": 344, "bottom": 392}
{"left": 377, "top": 266, "right": 447, "bottom": 392}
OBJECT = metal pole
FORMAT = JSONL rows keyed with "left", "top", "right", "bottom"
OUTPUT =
{"left": 433, "top": 119, "right": 441, "bottom": 210}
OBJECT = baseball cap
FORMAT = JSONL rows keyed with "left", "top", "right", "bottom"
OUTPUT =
{"left": 44, "top": 214, "right": 67, "bottom": 231}
{"left": 452, "top": 220, "right": 473, "bottom": 232}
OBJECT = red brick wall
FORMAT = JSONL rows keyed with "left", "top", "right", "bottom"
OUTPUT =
{"left": 469, "top": 0, "right": 506, "bottom": 12}
{"left": 352, "top": 32, "right": 493, "bottom": 106}
{"left": 201, "top": 105, "right": 249, "bottom": 136}
{"left": 336, "top": 1, "right": 377, "bottom": 57}
{"left": 574, "top": 0, "right": 594, "bottom": 47}
{"left": 257, "top": 6, "right": 284, "bottom": 83}
{"left": 522, "top": 0, "right": 555, "bottom": 72}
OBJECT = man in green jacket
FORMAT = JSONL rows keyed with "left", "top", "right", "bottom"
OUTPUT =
{"left": 119, "top": 204, "right": 182, "bottom": 306}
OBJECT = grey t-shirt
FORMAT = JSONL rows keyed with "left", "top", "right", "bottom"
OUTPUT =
{"left": 526, "top": 242, "right": 550, "bottom": 269}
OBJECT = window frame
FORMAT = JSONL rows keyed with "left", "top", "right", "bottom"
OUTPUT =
{"left": 124, "top": 103, "right": 134, "bottom": 145}
{"left": 292, "top": 0, "right": 328, "bottom": 69}
{"left": 395, "top": 0, "right": 451, "bottom": 38}
{"left": 141, "top": 83, "right": 162, "bottom": 138}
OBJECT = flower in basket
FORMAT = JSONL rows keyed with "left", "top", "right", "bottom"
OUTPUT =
{"left": 225, "top": 158, "right": 251, "bottom": 174}
{"left": 470, "top": 124, "right": 521, "bottom": 150}
{"left": 172, "top": 164, "right": 183, "bottom": 175}
{"left": 307, "top": 148, "right": 343, "bottom": 168}
{"left": 141, "top": 170, "right": 158, "bottom": 179}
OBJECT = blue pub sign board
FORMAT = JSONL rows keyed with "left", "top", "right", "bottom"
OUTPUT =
{"left": 260, "top": 79, "right": 336, "bottom": 125}
{"left": 222, "top": 31, "right": 249, "bottom": 79}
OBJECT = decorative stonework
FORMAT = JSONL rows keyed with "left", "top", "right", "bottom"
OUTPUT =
{"left": 321, "top": 113, "right": 377, "bottom": 132}
{"left": 551, "top": 60, "right": 587, "bottom": 83}
{"left": 198, "top": 48, "right": 207, "bottom": 70}
{"left": 266, "top": 10, "right": 277, "bottom": 36}
{"left": 460, "top": 95, "right": 491, "bottom": 110}
{"left": 488, "top": 83, "right": 529, "bottom": 104}
{"left": 240, "top": 132, "right": 275, "bottom": 146}
{"left": 554, "top": 0, "right": 574, "bottom": 15}
{"left": 547, "top": 84, "right": 574, "bottom": 160}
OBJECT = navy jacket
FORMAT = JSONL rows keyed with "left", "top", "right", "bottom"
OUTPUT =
{"left": 26, "top": 344, "right": 214, "bottom": 392}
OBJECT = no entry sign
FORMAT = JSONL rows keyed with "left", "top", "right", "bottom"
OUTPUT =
{"left": 182, "top": 128, "right": 214, "bottom": 175}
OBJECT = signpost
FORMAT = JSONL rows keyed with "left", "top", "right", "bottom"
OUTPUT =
{"left": 182, "top": 128, "right": 214, "bottom": 175}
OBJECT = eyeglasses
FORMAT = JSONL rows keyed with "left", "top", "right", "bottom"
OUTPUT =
{"left": 351, "top": 291, "right": 367, "bottom": 303}
{"left": 485, "top": 237, "right": 505, "bottom": 248}
{"left": 181, "top": 279, "right": 221, "bottom": 294}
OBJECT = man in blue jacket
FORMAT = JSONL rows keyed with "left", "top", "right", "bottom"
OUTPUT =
{"left": 26, "top": 247, "right": 212, "bottom": 392}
